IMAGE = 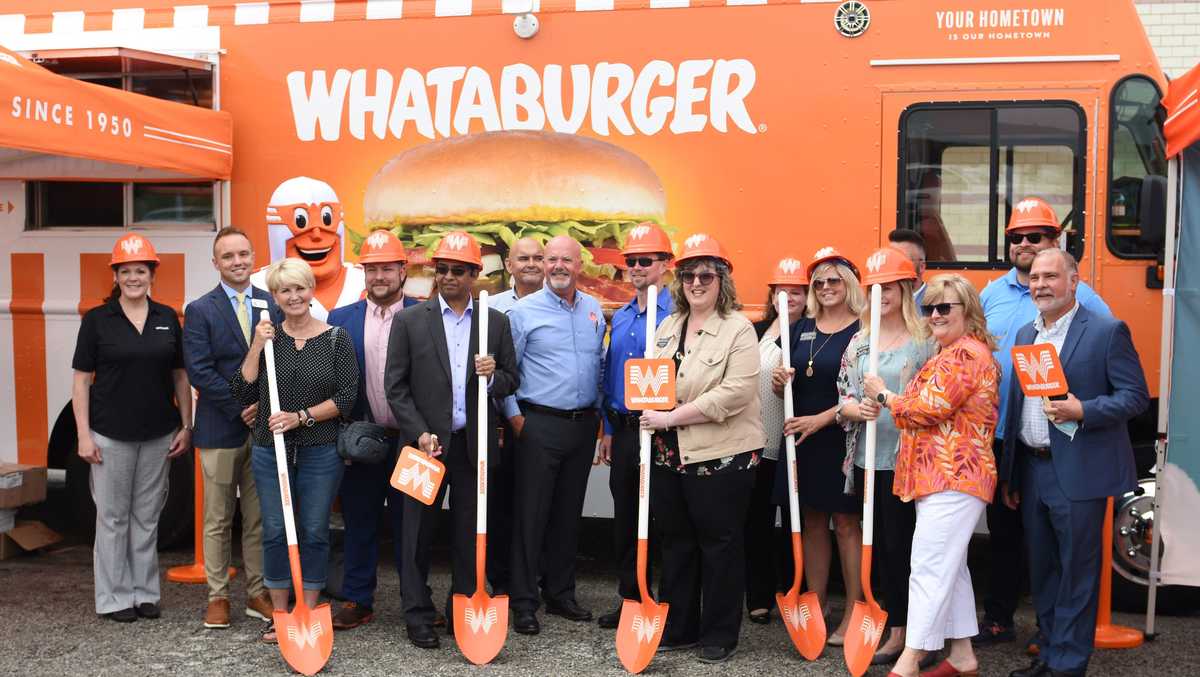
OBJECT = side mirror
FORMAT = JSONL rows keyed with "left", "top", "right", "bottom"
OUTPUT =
{"left": 1139, "top": 175, "right": 1167, "bottom": 248}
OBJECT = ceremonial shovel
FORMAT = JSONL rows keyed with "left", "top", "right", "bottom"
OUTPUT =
{"left": 616, "top": 284, "right": 669, "bottom": 673}
{"left": 261, "top": 310, "right": 333, "bottom": 676}
{"left": 453, "top": 290, "right": 509, "bottom": 664}
{"left": 774, "top": 291, "right": 827, "bottom": 661}
{"left": 843, "top": 284, "right": 888, "bottom": 677}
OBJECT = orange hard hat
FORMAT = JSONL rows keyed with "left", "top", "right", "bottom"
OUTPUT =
{"left": 769, "top": 257, "right": 808, "bottom": 286}
{"left": 358, "top": 229, "right": 408, "bottom": 265}
{"left": 862, "top": 246, "right": 918, "bottom": 286}
{"left": 807, "top": 246, "right": 859, "bottom": 280}
{"left": 431, "top": 230, "right": 483, "bottom": 267}
{"left": 110, "top": 233, "right": 160, "bottom": 266}
{"left": 676, "top": 233, "right": 732, "bottom": 270}
{"left": 1007, "top": 197, "right": 1061, "bottom": 233}
{"left": 621, "top": 222, "right": 673, "bottom": 257}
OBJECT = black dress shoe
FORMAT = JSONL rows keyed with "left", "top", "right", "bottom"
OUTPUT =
{"left": 697, "top": 645, "right": 738, "bottom": 663}
{"left": 407, "top": 623, "right": 440, "bottom": 649}
{"left": 597, "top": 602, "right": 622, "bottom": 629}
{"left": 1010, "top": 658, "right": 1049, "bottom": 677}
{"left": 134, "top": 602, "right": 160, "bottom": 619}
{"left": 513, "top": 610, "right": 540, "bottom": 635}
{"left": 545, "top": 599, "right": 592, "bottom": 622}
{"left": 104, "top": 608, "right": 137, "bottom": 623}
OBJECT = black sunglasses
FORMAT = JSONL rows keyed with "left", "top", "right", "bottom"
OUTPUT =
{"left": 435, "top": 264, "right": 470, "bottom": 277}
{"left": 625, "top": 256, "right": 664, "bottom": 269}
{"left": 679, "top": 271, "right": 718, "bottom": 286}
{"left": 1008, "top": 231, "right": 1049, "bottom": 246}
{"left": 920, "top": 302, "right": 964, "bottom": 317}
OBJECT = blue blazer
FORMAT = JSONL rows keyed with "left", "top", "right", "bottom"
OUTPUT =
{"left": 183, "top": 284, "right": 281, "bottom": 449}
{"left": 328, "top": 297, "right": 418, "bottom": 422}
{"left": 1000, "top": 304, "right": 1149, "bottom": 501}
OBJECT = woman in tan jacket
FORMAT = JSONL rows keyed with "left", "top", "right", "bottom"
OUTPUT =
{"left": 639, "top": 233, "right": 764, "bottom": 663}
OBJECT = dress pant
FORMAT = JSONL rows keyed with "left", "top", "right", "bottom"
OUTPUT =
{"left": 338, "top": 439, "right": 405, "bottom": 609}
{"left": 855, "top": 467, "right": 916, "bottom": 629}
{"left": 1021, "top": 453, "right": 1105, "bottom": 675}
{"left": 984, "top": 436, "right": 1025, "bottom": 626}
{"left": 743, "top": 457, "right": 787, "bottom": 612}
{"left": 90, "top": 430, "right": 173, "bottom": 614}
{"left": 487, "top": 418, "right": 515, "bottom": 592}
{"left": 400, "top": 430, "right": 477, "bottom": 626}
{"left": 510, "top": 408, "right": 598, "bottom": 613}
{"left": 907, "top": 490, "right": 985, "bottom": 651}
{"left": 199, "top": 437, "right": 265, "bottom": 602}
{"left": 652, "top": 464, "right": 755, "bottom": 651}
{"left": 608, "top": 412, "right": 652, "bottom": 601}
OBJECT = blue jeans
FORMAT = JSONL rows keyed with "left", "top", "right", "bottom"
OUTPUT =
{"left": 251, "top": 443, "right": 344, "bottom": 591}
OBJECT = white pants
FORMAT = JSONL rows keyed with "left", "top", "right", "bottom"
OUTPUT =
{"left": 906, "top": 490, "right": 986, "bottom": 651}
{"left": 90, "top": 431, "right": 173, "bottom": 614}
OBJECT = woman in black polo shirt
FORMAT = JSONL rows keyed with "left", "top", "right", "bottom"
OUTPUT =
{"left": 71, "top": 233, "right": 193, "bottom": 623}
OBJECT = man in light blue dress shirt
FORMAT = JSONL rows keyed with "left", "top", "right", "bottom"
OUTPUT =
{"left": 507, "top": 236, "right": 607, "bottom": 635}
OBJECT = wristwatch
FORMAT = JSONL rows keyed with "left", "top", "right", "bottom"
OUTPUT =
{"left": 300, "top": 409, "right": 315, "bottom": 427}
{"left": 876, "top": 391, "right": 890, "bottom": 407}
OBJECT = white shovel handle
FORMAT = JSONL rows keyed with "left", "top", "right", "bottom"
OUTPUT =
{"left": 637, "top": 285, "right": 657, "bottom": 541}
{"left": 261, "top": 309, "right": 299, "bottom": 548}
{"left": 778, "top": 292, "right": 802, "bottom": 536}
{"left": 476, "top": 291, "right": 489, "bottom": 535}
{"left": 863, "top": 284, "right": 882, "bottom": 547}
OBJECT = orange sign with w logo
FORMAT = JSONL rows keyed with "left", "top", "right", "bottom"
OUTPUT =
{"left": 1011, "top": 343, "right": 1069, "bottom": 397}
{"left": 391, "top": 446, "right": 446, "bottom": 506}
{"left": 624, "top": 358, "right": 676, "bottom": 411}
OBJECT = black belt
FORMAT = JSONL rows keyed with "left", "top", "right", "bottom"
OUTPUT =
{"left": 606, "top": 408, "right": 641, "bottom": 429}
{"left": 1020, "top": 442, "right": 1052, "bottom": 460}
{"left": 520, "top": 401, "right": 596, "bottom": 421}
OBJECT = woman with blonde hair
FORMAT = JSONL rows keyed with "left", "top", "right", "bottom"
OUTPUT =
{"left": 771, "top": 247, "right": 864, "bottom": 644}
{"left": 231, "top": 257, "right": 358, "bottom": 643}
{"left": 836, "top": 247, "right": 934, "bottom": 664}
{"left": 864, "top": 273, "right": 1000, "bottom": 677}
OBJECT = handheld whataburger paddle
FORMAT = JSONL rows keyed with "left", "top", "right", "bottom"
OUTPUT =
{"left": 844, "top": 285, "right": 888, "bottom": 677}
{"left": 453, "top": 291, "right": 508, "bottom": 664}
{"left": 616, "top": 284, "right": 670, "bottom": 673}
{"left": 774, "top": 291, "right": 827, "bottom": 661}
{"left": 261, "top": 310, "right": 333, "bottom": 676}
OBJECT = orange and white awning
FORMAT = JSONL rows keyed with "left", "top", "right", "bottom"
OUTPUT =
{"left": 0, "top": 44, "right": 232, "bottom": 180}
{"left": 1166, "top": 61, "right": 1200, "bottom": 159}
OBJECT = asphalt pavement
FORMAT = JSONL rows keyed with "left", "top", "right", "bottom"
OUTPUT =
{"left": 1, "top": 544, "right": 1197, "bottom": 676}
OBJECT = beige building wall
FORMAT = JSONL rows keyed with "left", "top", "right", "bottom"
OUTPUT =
{"left": 1137, "top": 0, "right": 1200, "bottom": 78}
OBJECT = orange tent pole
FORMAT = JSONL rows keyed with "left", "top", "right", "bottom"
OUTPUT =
{"left": 167, "top": 451, "right": 235, "bottom": 584}
{"left": 1095, "top": 496, "right": 1143, "bottom": 649}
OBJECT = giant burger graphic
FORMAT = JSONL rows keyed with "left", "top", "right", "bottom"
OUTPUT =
{"left": 361, "top": 130, "right": 670, "bottom": 303}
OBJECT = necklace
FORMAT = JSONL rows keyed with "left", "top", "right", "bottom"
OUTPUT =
{"left": 806, "top": 321, "right": 838, "bottom": 378}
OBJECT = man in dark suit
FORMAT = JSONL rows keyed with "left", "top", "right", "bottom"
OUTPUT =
{"left": 182, "top": 226, "right": 280, "bottom": 629}
{"left": 1000, "top": 249, "right": 1149, "bottom": 677}
{"left": 327, "top": 229, "right": 419, "bottom": 630}
{"left": 385, "top": 231, "right": 519, "bottom": 649}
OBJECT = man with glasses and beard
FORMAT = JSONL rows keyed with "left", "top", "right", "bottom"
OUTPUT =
{"left": 974, "top": 197, "right": 1111, "bottom": 651}
{"left": 507, "top": 235, "right": 607, "bottom": 635}
{"left": 595, "top": 223, "right": 674, "bottom": 629}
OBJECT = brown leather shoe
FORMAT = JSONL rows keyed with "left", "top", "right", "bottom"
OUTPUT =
{"left": 204, "top": 599, "right": 231, "bottom": 629}
{"left": 332, "top": 602, "right": 375, "bottom": 630}
{"left": 245, "top": 592, "right": 274, "bottom": 622}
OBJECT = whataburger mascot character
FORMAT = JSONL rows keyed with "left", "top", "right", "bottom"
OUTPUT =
{"left": 250, "top": 176, "right": 367, "bottom": 320}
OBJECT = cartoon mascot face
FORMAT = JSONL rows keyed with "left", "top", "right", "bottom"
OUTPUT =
{"left": 264, "top": 176, "right": 345, "bottom": 283}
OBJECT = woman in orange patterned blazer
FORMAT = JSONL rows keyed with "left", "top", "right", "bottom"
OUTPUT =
{"left": 863, "top": 274, "right": 999, "bottom": 677}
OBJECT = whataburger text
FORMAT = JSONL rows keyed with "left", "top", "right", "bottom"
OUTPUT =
{"left": 288, "top": 59, "right": 759, "bottom": 142}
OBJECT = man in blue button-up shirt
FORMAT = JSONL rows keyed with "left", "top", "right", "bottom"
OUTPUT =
{"left": 594, "top": 223, "right": 674, "bottom": 629}
{"left": 974, "top": 198, "right": 1111, "bottom": 648}
{"left": 507, "top": 236, "right": 607, "bottom": 635}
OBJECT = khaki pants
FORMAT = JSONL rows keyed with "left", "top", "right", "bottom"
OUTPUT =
{"left": 200, "top": 438, "right": 265, "bottom": 601}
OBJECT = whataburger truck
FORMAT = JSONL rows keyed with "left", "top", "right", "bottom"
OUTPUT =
{"left": 0, "top": 0, "right": 1180, "bottom": 605}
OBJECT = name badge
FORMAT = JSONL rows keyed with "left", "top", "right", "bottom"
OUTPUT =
{"left": 250, "top": 298, "right": 269, "bottom": 309}
{"left": 799, "top": 331, "right": 817, "bottom": 342}
{"left": 656, "top": 337, "right": 671, "bottom": 348}
{"left": 154, "top": 326, "right": 170, "bottom": 331}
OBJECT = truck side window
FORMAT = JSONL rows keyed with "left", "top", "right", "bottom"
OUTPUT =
{"left": 1107, "top": 76, "right": 1167, "bottom": 259}
{"left": 899, "top": 103, "right": 1085, "bottom": 267}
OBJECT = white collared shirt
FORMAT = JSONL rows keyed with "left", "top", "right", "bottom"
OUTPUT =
{"left": 1018, "top": 301, "right": 1080, "bottom": 448}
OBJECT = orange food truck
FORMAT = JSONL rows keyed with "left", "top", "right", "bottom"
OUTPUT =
{"left": 0, "top": 0, "right": 1177, "bottom": 606}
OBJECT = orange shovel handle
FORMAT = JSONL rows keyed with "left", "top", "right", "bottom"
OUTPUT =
{"left": 789, "top": 531, "right": 804, "bottom": 593}
{"left": 475, "top": 534, "right": 488, "bottom": 594}
{"left": 288, "top": 544, "right": 306, "bottom": 607}
{"left": 635, "top": 539, "right": 651, "bottom": 603}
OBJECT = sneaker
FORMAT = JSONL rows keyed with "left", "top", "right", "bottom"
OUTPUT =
{"left": 204, "top": 599, "right": 231, "bottom": 629}
{"left": 972, "top": 619, "right": 1015, "bottom": 646}
{"left": 245, "top": 593, "right": 274, "bottom": 622}
{"left": 697, "top": 645, "right": 738, "bottom": 663}
{"left": 332, "top": 601, "right": 375, "bottom": 630}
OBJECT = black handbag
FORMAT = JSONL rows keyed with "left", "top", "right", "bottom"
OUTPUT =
{"left": 337, "top": 420, "right": 391, "bottom": 464}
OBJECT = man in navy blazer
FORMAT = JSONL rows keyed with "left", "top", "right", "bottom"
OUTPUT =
{"left": 182, "top": 227, "right": 281, "bottom": 629}
{"left": 1000, "top": 249, "right": 1149, "bottom": 677}
{"left": 326, "top": 229, "right": 419, "bottom": 631}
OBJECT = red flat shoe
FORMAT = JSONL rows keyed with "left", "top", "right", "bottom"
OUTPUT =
{"left": 919, "top": 659, "right": 979, "bottom": 677}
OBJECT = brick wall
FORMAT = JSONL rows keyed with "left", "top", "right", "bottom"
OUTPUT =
{"left": 1137, "top": 0, "right": 1200, "bottom": 78}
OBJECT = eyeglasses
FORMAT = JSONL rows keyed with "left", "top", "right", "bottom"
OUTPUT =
{"left": 435, "top": 264, "right": 470, "bottom": 277}
{"left": 679, "top": 271, "right": 717, "bottom": 286}
{"left": 1008, "top": 231, "right": 1049, "bottom": 246}
{"left": 919, "top": 302, "right": 964, "bottom": 317}
{"left": 625, "top": 256, "right": 663, "bottom": 269}
{"left": 812, "top": 277, "right": 844, "bottom": 289}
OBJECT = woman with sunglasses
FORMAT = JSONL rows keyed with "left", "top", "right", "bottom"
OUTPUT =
{"left": 863, "top": 274, "right": 1000, "bottom": 677}
{"left": 639, "top": 234, "right": 763, "bottom": 663}
{"left": 771, "top": 246, "right": 865, "bottom": 644}
{"left": 835, "top": 247, "right": 935, "bottom": 665}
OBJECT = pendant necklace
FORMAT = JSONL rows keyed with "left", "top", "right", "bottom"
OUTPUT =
{"left": 806, "top": 321, "right": 837, "bottom": 378}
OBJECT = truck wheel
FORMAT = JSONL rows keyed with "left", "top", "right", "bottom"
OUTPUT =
{"left": 1110, "top": 478, "right": 1200, "bottom": 615}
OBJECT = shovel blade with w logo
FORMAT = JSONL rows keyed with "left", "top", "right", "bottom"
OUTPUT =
{"left": 453, "top": 535, "right": 509, "bottom": 665}
{"left": 616, "top": 541, "right": 668, "bottom": 673}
